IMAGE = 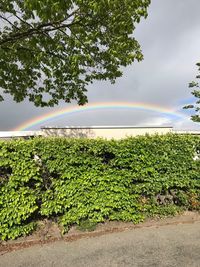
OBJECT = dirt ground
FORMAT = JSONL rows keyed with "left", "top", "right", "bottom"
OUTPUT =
{"left": 1, "top": 211, "right": 200, "bottom": 255}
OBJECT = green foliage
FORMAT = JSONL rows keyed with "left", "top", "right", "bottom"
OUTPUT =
{"left": 0, "top": 0, "right": 151, "bottom": 107}
{"left": 0, "top": 134, "right": 199, "bottom": 240}
{"left": 77, "top": 219, "right": 97, "bottom": 232}
{"left": 145, "top": 204, "right": 183, "bottom": 218}
{"left": 183, "top": 62, "right": 200, "bottom": 122}
{"left": 0, "top": 140, "right": 41, "bottom": 240}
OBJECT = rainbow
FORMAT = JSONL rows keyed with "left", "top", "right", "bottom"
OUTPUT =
{"left": 14, "top": 102, "right": 185, "bottom": 131}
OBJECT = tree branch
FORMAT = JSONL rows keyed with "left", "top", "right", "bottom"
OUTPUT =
{"left": 0, "top": 14, "right": 20, "bottom": 30}
{"left": 0, "top": 8, "right": 81, "bottom": 45}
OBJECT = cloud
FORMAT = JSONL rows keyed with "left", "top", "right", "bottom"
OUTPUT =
{"left": 136, "top": 116, "right": 173, "bottom": 127}
{"left": 174, "top": 117, "right": 200, "bottom": 130}
{"left": 0, "top": 0, "right": 200, "bottom": 130}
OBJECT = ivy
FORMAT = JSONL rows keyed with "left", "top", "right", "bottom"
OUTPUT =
{"left": 0, "top": 134, "right": 199, "bottom": 240}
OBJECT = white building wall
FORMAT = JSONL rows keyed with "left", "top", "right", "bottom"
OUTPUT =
{"left": 1, "top": 128, "right": 199, "bottom": 140}
{"left": 41, "top": 126, "right": 173, "bottom": 140}
{"left": 0, "top": 131, "right": 41, "bottom": 139}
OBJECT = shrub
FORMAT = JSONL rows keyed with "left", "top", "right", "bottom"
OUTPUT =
{"left": 0, "top": 134, "right": 199, "bottom": 240}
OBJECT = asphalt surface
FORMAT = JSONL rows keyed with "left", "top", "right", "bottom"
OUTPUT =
{"left": 1, "top": 222, "right": 200, "bottom": 267}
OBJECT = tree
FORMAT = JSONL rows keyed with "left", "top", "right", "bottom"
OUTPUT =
{"left": 184, "top": 62, "right": 200, "bottom": 122}
{"left": 0, "top": 0, "right": 151, "bottom": 107}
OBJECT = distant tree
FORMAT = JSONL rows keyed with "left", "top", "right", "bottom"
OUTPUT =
{"left": 184, "top": 62, "right": 200, "bottom": 122}
{"left": 0, "top": 0, "right": 151, "bottom": 107}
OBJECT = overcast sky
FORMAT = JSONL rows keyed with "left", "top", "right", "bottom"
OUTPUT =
{"left": 0, "top": 0, "right": 200, "bottom": 131}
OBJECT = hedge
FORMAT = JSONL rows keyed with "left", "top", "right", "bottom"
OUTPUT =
{"left": 0, "top": 134, "right": 199, "bottom": 240}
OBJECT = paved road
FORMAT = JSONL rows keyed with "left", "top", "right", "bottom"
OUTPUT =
{"left": 1, "top": 222, "right": 200, "bottom": 267}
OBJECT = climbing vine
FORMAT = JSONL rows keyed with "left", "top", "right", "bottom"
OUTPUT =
{"left": 0, "top": 134, "right": 199, "bottom": 240}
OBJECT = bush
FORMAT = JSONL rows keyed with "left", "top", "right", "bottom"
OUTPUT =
{"left": 0, "top": 134, "right": 199, "bottom": 240}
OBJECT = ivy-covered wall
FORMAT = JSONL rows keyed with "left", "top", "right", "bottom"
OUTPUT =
{"left": 0, "top": 134, "right": 199, "bottom": 240}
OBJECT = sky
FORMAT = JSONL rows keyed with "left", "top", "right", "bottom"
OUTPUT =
{"left": 0, "top": 0, "right": 200, "bottom": 131}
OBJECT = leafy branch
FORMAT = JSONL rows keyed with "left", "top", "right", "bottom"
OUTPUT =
{"left": 183, "top": 62, "right": 200, "bottom": 122}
